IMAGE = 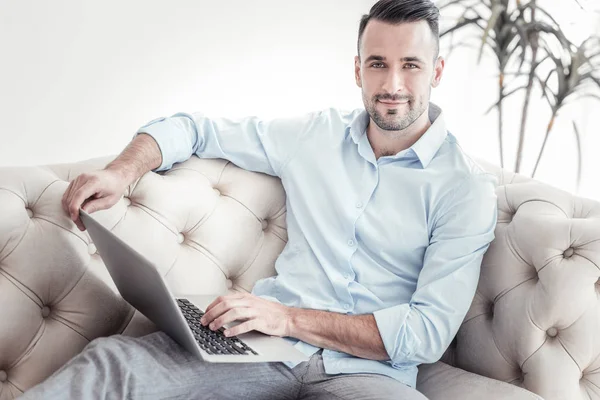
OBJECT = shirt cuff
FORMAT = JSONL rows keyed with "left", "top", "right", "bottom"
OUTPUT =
{"left": 135, "top": 117, "right": 181, "bottom": 172}
{"left": 373, "top": 303, "right": 422, "bottom": 367}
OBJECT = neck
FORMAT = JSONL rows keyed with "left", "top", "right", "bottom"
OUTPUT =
{"left": 367, "top": 107, "right": 431, "bottom": 160}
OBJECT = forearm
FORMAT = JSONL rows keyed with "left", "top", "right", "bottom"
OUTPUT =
{"left": 288, "top": 308, "right": 389, "bottom": 361}
{"left": 105, "top": 133, "right": 162, "bottom": 184}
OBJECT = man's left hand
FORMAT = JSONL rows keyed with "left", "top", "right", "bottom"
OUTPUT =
{"left": 200, "top": 292, "right": 294, "bottom": 338}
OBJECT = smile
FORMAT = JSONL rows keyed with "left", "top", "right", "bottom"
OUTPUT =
{"left": 378, "top": 100, "right": 408, "bottom": 106}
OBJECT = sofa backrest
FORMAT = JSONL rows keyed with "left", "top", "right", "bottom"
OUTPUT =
{"left": 0, "top": 155, "right": 599, "bottom": 399}
{"left": 444, "top": 158, "right": 600, "bottom": 400}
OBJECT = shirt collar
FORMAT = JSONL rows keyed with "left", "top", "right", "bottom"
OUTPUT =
{"left": 345, "top": 102, "right": 448, "bottom": 168}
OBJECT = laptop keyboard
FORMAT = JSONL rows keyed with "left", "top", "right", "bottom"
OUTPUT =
{"left": 176, "top": 298, "right": 259, "bottom": 356}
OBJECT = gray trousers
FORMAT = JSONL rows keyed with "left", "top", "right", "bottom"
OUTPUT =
{"left": 19, "top": 331, "right": 428, "bottom": 400}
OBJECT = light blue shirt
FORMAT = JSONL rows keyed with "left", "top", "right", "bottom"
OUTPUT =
{"left": 136, "top": 103, "right": 498, "bottom": 388}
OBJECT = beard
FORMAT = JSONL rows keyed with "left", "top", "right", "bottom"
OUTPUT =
{"left": 363, "top": 91, "right": 427, "bottom": 133}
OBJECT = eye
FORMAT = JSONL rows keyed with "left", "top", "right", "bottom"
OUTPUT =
{"left": 370, "top": 62, "right": 385, "bottom": 68}
{"left": 404, "top": 63, "right": 419, "bottom": 69}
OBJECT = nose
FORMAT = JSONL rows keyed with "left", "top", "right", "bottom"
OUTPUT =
{"left": 382, "top": 69, "right": 404, "bottom": 95}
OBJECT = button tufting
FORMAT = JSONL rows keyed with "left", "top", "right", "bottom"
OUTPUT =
{"left": 41, "top": 306, "right": 50, "bottom": 318}
{"left": 25, "top": 208, "right": 33, "bottom": 218}
{"left": 177, "top": 233, "right": 185, "bottom": 244}
{"left": 563, "top": 248, "right": 575, "bottom": 258}
{"left": 261, "top": 220, "right": 269, "bottom": 231}
{"left": 226, "top": 279, "right": 233, "bottom": 289}
{"left": 88, "top": 243, "right": 97, "bottom": 255}
{"left": 0, "top": 370, "right": 6, "bottom": 382}
{"left": 123, "top": 197, "right": 132, "bottom": 206}
{"left": 547, "top": 327, "right": 558, "bottom": 337}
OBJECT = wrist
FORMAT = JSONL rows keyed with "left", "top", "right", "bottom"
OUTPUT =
{"left": 105, "top": 162, "right": 136, "bottom": 187}
{"left": 286, "top": 306, "right": 301, "bottom": 338}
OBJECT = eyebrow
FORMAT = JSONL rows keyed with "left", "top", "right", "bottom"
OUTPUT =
{"left": 364, "top": 55, "right": 425, "bottom": 64}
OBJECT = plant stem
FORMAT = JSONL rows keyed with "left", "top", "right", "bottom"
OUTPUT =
{"left": 515, "top": 3, "right": 539, "bottom": 173}
{"left": 514, "top": 55, "right": 535, "bottom": 173}
{"left": 531, "top": 112, "right": 557, "bottom": 177}
{"left": 498, "top": 72, "right": 505, "bottom": 168}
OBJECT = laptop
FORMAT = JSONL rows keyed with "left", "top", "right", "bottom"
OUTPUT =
{"left": 79, "top": 208, "right": 309, "bottom": 364}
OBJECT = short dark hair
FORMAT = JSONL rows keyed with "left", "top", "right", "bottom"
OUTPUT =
{"left": 357, "top": 0, "right": 440, "bottom": 60}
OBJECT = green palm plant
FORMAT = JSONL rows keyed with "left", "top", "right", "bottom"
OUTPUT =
{"left": 438, "top": 0, "right": 600, "bottom": 186}
{"left": 440, "top": 0, "right": 531, "bottom": 169}
{"left": 531, "top": 35, "right": 600, "bottom": 182}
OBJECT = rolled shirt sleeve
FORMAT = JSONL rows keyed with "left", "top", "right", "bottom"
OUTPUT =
{"left": 134, "top": 111, "right": 318, "bottom": 176}
{"left": 373, "top": 172, "right": 498, "bottom": 367}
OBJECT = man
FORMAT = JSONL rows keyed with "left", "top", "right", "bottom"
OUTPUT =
{"left": 22, "top": 0, "right": 498, "bottom": 399}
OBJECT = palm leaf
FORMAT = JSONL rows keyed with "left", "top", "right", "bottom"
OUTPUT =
{"left": 572, "top": 121, "right": 583, "bottom": 192}
{"left": 535, "top": 75, "right": 556, "bottom": 109}
{"left": 484, "top": 85, "right": 527, "bottom": 115}
{"left": 530, "top": 6, "right": 571, "bottom": 48}
{"left": 478, "top": 3, "right": 505, "bottom": 64}
{"left": 441, "top": 17, "right": 484, "bottom": 37}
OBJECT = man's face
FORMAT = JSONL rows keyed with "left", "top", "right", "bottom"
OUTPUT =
{"left": 355, "top": 19, "right": 444, "bottom": 133}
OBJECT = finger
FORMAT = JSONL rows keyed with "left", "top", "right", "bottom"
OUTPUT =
{"left": 62, "top": 180, "right": 77, "bottom": 215}
{"left": 202, "top": 298, "right": 247, "bottom": 325}
{"left": 204, "top": 293, "right": 245, "bottom": 315}
{"left": 203, "top": 296, "right": 224, "bottom": 315}
{"left": 64, "top": 177, "right": 82, "bottom": 214}
{"left": 202, "top": 298, "right": 248, "bottom": 326}
{"left": 81, "top": 195, "right": 113, "bottom": 214}
{"left": 69, "top": 183, "right": 99, "bottom": 221}
{"left": 75, "top": 218, "right": 86, "bottom": 232}
{"left": 66, "top": 176, "right": 99, "bottom": 215}
{"left": 224, "top": 320, "right": 258, "bottom": 337}
{"left": 72, "top": 198, "right": 91, "bottom": 231}
{"left": 210, "top": 308, "right": 254, "bottom": 331}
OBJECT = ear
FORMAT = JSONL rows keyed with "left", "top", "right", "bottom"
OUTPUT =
{"left": 431, "top": 56, "right": 445, "bottom": 88}
{"left": 354, "top": 56, "right": 362, "bottom": 88}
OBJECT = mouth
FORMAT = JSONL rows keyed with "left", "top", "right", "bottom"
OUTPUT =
{"left": 378, "top": 100, "right": 409, "bottom": 106}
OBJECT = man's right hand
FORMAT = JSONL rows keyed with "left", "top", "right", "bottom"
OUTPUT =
{"left": 62, "top": 168, "right": 129, "bottom": 231}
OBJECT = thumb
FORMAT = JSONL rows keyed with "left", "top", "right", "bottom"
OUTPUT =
{"left": 81, "top": 196, "right": 114, "bottom": 214}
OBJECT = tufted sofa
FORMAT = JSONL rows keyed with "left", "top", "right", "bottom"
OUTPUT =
{"left": 1, "top": 154, "right": 599, "bottom": 400}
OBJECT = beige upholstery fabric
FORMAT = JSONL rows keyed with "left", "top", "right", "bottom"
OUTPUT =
{"left": 1, "top": 155, "right": 598, "bottom": 399}
{"left": 417, "top": 361, "right": 543, "bottom": 399}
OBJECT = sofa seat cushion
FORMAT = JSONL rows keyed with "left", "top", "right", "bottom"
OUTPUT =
{"left": 417, "top": 361, "right": 543, "bottom": 400}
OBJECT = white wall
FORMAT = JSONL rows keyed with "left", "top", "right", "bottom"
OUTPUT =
{"left": 0, "top": 0, "right": 370, "bottom": 166}
{"left": 1, "top": 0, "right": 598, "bottom": 200}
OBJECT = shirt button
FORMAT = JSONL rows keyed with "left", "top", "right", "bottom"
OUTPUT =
{"left": 343, "top": 273, "right": 350, "bottom": 279}
{"left": 347, "top": 239, "right": 355, "bottom": 247}
{"left": 356, "top": 202, "right": 363, "bottom": 208}
{"left": 343, "top": 303, "right": 350, "bottom": 310}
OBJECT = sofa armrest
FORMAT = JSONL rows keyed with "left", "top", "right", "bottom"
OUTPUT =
{"left": 417, "top": 361, "right": 544, "bottom": 400}
{"left": 0, "top": 156, "right": 288, "bottom": 398}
